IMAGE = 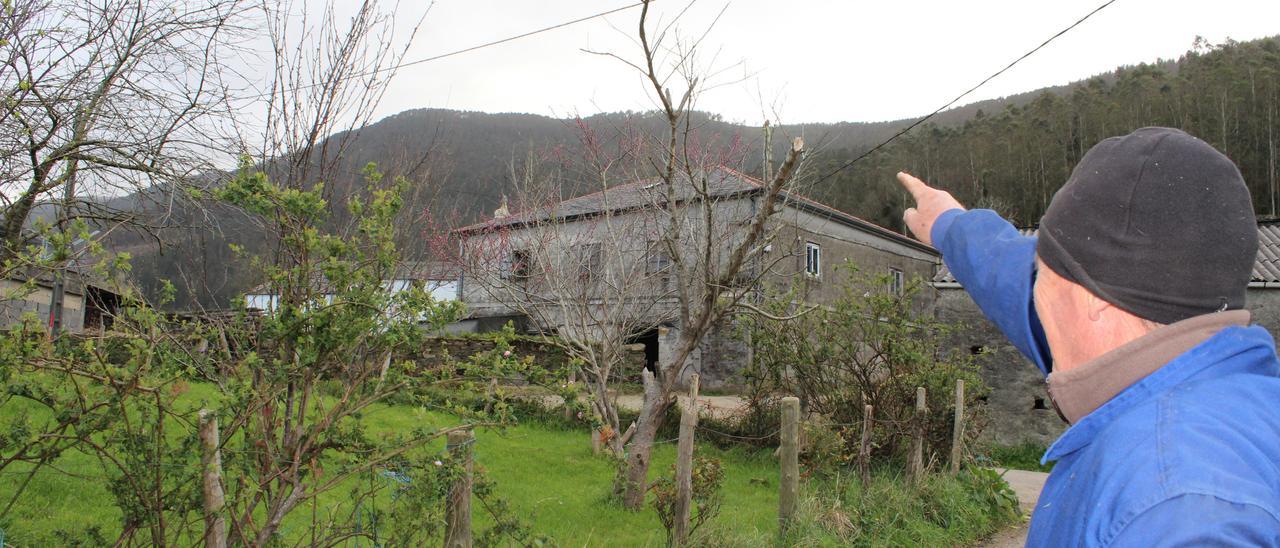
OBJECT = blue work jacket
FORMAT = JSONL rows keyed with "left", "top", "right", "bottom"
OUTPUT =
{"left": 933, "top": 208, "right": 1280, "bottom": 547}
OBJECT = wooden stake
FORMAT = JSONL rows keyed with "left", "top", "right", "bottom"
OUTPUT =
{"left": 445, "top": 429, "right": 474, "bottom": 548}
{"left": 674, "top": 374, "right": 700, "bottom": 546}
{"left": 859, "top": 404, "right": 873, "bottom": 487}
{"left": 779, "top": 396, "right": 800, "bottom": 532}
{"left": 198, "top": 410, "right": 226, "bottom": 548}
{"left": 910, "top": 387, "right": 926, "bottom": 483}
{"left": 950, "top": 379, "right": 966, "bottom": 474}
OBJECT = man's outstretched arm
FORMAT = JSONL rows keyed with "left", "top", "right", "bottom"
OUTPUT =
{"left": 897, "top": 172, "right": 1052, "bottom": 374}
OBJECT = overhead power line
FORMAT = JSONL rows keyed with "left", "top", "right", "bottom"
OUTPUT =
{"left": 255, "top": 2, "right": 645, "bottom": 99}
{"left": 813, "top": 0, "right": 1120, "bottom": 186}
{"left": 390, "top": 2, "right": 645, "bottom": 72}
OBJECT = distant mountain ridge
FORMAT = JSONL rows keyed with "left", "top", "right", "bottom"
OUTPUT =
{"left": 114, "top": 35, "right": 1278, "bottom": 310}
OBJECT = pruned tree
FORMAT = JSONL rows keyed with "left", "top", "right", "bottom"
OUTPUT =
{"left": 602, "top": 0, "right": 807, "bottom": 510}
{"left": 459, "top": 0, "right": 807, "bottom": 510}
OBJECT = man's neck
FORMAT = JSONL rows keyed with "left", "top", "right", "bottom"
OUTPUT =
{"left": 1046, "top": 310, "right": 1250, "bottom": 424}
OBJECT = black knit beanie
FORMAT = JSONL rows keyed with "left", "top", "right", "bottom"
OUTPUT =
{"left": 1037, "top": 127, "right": 1257, "bottom": 325}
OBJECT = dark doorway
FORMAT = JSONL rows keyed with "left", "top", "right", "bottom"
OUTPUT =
{"left": 626, "top": 328, "right": 660, "bottom": 373}
{"left": 84, "top": 285, "right": 122, "bottom": 331}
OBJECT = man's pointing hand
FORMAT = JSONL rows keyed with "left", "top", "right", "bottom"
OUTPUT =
{"left": 898, "top": 171, "right": 965, "bottom": 247}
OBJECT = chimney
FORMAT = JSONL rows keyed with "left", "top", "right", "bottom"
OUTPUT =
{"left": 493, "top": 194, "right": 510, "bottom": 220}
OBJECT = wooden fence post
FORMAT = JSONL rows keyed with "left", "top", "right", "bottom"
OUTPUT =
{"left": 950, "top": 379, "right": 966, "bottom": 474}
{"left": 198, "top": 410, "right": 226, "bottom": 548}
{"left": 673, "top": 374, "right": 700, "bottom": 546}
{"left": 910, "top": 387, "right": 926, "bottom": 483}
{"left": 445, "top": 429, "right": 474, "bottom": 548}
{"left": 858, "top": 404, "right": 873, "bottom": 487}
{"left": 779, "top": 396, "right": 800, "bottom": 533}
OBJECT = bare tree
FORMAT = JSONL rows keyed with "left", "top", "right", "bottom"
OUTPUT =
{"left": 459, "top": 136, "right": 678, "bottom": 458}
{"left": 0, "top": 0, "right": 248, "bottom": 274}
{"left": 602, "top": 1, "right": 806, "bottom": 509}
{"left": 459, "top": 0, "right": 806, "bottom": 510}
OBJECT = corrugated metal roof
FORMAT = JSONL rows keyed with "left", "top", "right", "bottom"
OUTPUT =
{"left": 933, "top": 222, "right": 1280, "bottom": 285}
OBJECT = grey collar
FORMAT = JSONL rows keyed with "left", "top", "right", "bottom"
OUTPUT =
{"left": 1046, "top": 310, "right": 1250, "bottom": 424}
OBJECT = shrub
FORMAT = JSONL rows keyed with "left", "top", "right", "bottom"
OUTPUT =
{"left": 778, "top": 467, "right": 1019, "bottom": 547}
{"left": 742, "top": 262, "right": 987, "bottom": 471}
{"left": 648, "top": 456, "right": 725, "bottom": 546}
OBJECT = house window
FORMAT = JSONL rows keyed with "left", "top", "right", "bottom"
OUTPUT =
{"left": 804, "top": 242, "right": 821, "bottom": 277}
{"left": 578, "top": 243, "right": 602, "bottom": 279}
{"left": 502, "top": 249, "right": 531, "bottom": 281}
{"left": 647, "top": 248, "right": 672, "bottom": 274}
{"left": 890, "top": 268, "right": 904, "bottom": 296}
{"left": 647, "top": 247, "right": 672, "bottom": 289}
{"left": 512, "top": 250, "right": 531, "bottom": 281}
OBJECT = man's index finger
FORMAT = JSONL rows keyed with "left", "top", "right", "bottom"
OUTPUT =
{"left": 896, "top": 172, "right": 929, "bottom": 201}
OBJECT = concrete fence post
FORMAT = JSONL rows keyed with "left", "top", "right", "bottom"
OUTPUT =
{"left": 910, "top": 387, "right": 926, "bottom": 483}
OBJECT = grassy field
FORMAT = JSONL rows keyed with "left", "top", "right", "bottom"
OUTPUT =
{"left": 979, "top": 441, "right": 1055, "bottom": 473}
{"left": 0, "top": 382, "right": 1013, "bottom": 546}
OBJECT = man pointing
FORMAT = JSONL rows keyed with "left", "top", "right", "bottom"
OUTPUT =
{"left": 900, "top": 127, "right": 1280, "bottom": 546}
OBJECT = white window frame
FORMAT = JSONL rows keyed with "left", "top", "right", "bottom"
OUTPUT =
{"left": 890, "top": 268, "right": 904, "bottom": 296}
{"left": 805, "top": 242, "right": 821, "bottom": 277}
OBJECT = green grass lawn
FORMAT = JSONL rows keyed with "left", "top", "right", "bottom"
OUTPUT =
{"left": 1, "top": 382, "right": 1013, "bottom": 546}
{"left": 0, "top": 383, "right": 779, "bottom": 546}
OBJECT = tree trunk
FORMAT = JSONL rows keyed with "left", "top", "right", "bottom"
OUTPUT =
{"left": 621, "top": 368, "right": 670, "bottom": 510}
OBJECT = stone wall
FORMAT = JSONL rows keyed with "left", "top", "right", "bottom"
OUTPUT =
{"left": 411, "top": 335, "right": 647, "bottom": 376}
{"left": 693, "top": 319, "right": 752, "bottom": 391}
{"left": 935, "top": 286, "right": 1280, "bottom": 447}
{"left": 1246, "top": 287, "right": 1280, "bottom": 336}
{"left": 935, "top": 288, "right": 1064, "bottom": 446}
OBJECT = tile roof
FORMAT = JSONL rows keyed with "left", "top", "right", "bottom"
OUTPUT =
{"left": 1255, "top": 221, "right": 1280, "bottom": 284}
{"left": 933, "top": 222, "right": 1280, "bottom": 285}
{"left": 453, "top": 166, "right": 760, "bottom": 233}
{"left": 453, "top": 166, "right": 936, "bottom": 254}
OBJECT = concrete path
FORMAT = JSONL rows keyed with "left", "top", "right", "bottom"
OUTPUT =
{"left": 533, "top": 391, "right": 747, "bottom": 419}
{"left": 977, "top": 468, "right": 1049, "bottom": 547}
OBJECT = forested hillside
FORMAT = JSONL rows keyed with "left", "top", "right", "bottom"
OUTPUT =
{"left": 808, "top": 36, "right": 1280, "bottom": 230}
{"left": 120, "top": 35, "right": 1280, "bottom": 310}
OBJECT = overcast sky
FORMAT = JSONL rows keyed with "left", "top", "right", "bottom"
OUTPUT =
{"left": 354, "top": 0, "right": 1280, "bottom": 126}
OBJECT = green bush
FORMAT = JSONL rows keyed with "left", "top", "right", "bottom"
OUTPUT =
{"left": 742, "top": 263, "right": 987, "bottom": 471}
{"left": 774, "top": 467, "right": 1020, "bottom": 547}
{"left": 649, "top": 456, "right": 725, "bottom": 547}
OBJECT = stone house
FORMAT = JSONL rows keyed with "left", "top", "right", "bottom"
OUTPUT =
{"left": 0, "top": 268, "right": 125, "bottom": 333}
{"left": 933, "top": 220, "right": 1280, "bottom": 446}
{"left": 453, "top": 167, "right": 940, "bottom": 389}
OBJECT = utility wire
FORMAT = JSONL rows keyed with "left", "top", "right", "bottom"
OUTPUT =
{"left": 813, "top": 0, "right": 1120, "bottom": 186}
{"left": 254, "top": 2, "right": 645, "bottom": 99}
